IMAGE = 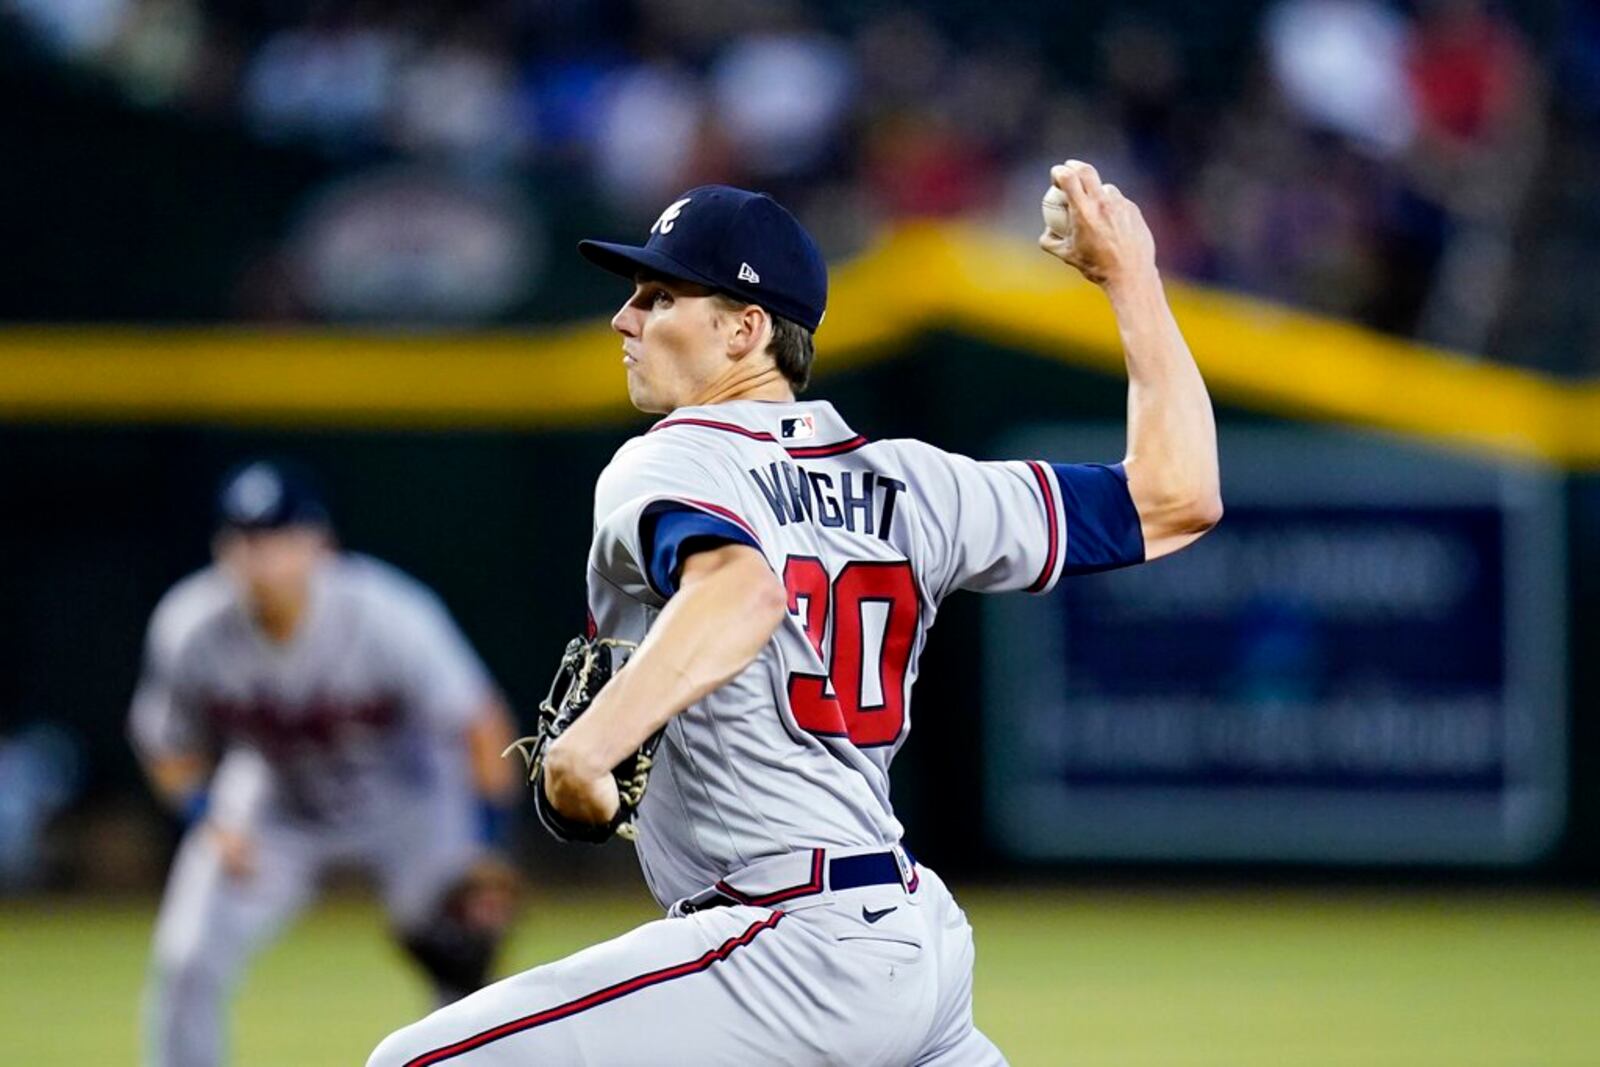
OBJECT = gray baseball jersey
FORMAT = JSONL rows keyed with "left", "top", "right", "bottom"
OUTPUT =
{"left": 130, "top": 553, "right": 493, "bottom": 826}
{"left": 368, "top": 399, "right": 1145, "bottom": 1067}
{"left": 134, "top": 554, "right": 498, "bottom": 1067}
{"left": 586, "top": 399, "right": 1138, "bottom": 907}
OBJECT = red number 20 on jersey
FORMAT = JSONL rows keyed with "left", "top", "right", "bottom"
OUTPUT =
{"left": 782, "top": 557, "right": 918, "bottom": 748}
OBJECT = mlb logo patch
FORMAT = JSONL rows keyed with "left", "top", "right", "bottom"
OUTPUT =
{"left": 780, "top": 415, "right": 816, "bottom": 440}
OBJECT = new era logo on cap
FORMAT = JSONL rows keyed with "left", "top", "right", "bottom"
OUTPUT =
{"left": 738, "top": 262, "right": 760, "bottom": 284}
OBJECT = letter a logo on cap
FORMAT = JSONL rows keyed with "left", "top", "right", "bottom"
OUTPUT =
{"left": 650, "top": 198, "right": 692, "bottom": 236}
{"left": 738, "top": 262, "right": 760, "bottom": 284}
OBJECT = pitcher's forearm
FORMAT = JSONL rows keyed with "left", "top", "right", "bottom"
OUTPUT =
{"left": 1111, "top": 274, "right": 1220, "bottom": 502}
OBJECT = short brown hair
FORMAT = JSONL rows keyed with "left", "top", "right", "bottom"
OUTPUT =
{"left": 713, "top": 294, "right": 816, "bottom": 393}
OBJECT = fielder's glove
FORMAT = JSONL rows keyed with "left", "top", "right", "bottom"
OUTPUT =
{"left": 503, "top": 636, "right": 661, "bottom": 844}
{"left": 443, "top": 853, "right": 524, "bottom": 930}
{"left": 402, "top": 854, "right": 522, "bottom": 1001}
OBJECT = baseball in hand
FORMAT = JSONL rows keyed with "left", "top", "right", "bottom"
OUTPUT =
{"left": 1041, "top": 184, "right": 1074, "bottom": 240}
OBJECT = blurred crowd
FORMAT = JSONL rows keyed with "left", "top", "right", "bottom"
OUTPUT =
{"left": 7, "top": 0, "right": 1598, "bottom": 362}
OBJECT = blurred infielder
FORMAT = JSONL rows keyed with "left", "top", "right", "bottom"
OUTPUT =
{"left": 130, "top": 461, "right": 521, "bottom": 1067}
{"left": 371, "top": 160, "right": 1221, "bottom": 1065}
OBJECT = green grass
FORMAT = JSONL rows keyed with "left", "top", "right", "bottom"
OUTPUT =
{"left": 3, "top": 886, "right": 1597, "bottom": 1065}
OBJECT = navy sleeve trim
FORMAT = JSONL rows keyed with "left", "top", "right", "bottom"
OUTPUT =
{"left": 640, "top": 502, "right": 761, "bottom": 599}
{"left": 1051, "top": 462, "right": 1146, "bottom": 576}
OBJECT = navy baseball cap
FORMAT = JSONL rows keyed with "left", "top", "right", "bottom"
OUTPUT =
{"left": 215, "top": 460, "right": 330, "bottom": 531}
{"left": 578, "top": 185, "right": 828, "bottom": 331}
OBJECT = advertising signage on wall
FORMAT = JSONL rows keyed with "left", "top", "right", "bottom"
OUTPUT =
{"left": 984, "top": 427, "right": 1566, "bottom": 864}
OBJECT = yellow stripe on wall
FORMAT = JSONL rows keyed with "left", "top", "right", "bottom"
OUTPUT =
{"left": 0, "top": 223, "right": 1594, "bottom": 467}
{"left": 0, "top": 325, "right": 629, "bottom": 427}
{"left": 915, "top": 223, "right": 1593, "bottom": 467}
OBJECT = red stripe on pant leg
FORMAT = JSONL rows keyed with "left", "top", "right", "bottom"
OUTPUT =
{"left": 401, "top": 912, "right": 785, "bottom": 1067}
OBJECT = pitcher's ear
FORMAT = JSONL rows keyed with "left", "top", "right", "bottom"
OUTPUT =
{"left": 726, "top": 303, "right": 772, "bottom": 361}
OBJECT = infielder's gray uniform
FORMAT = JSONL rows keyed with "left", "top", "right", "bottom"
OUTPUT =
{"left": 131, "top": 554, "right": 497, "bottom": 1067}
{"left": 371, "top": 400, "right": 1144, "bottom": 1066}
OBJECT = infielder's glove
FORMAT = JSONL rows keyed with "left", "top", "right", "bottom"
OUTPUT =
{"left": 402, "top": 854, "right": 522, "bottom": 1001}
{"left": 443, "top": 853, "right": 524, "bottom": 931}
{"left": 503, "top": 636, "right": 661, "bottom": 845}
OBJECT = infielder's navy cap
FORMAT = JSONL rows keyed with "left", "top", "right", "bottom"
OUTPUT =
{"left": 578, "top": 185, "right": 827, "bottom": 331}
{"left": 215, "top": 460, "right": 330, "bottom": 531}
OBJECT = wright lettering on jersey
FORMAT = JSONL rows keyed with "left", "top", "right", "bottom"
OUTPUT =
{"left": 748, "top": 462, "right": 907, "bottom": 541}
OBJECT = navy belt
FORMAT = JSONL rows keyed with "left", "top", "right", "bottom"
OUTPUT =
{"left": 682, "top": 847, "right": 916, "bottom": 913}
{"left": 830, "top": 850, "right": 906, "bottom": 891}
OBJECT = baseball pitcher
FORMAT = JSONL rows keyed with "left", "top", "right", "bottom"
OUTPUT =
{"left": 370, "top": 160, "right": 1221, "bottom": 1065}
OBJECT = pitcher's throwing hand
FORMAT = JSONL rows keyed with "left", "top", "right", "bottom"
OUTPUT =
{"left": 1039, "top": 159, "right": 1158, "bottom": 290}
